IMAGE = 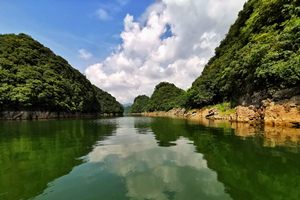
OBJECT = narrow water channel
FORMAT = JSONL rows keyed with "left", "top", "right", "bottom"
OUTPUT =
{"left": 1, "top": 117, "right": 300, "bottom": 200}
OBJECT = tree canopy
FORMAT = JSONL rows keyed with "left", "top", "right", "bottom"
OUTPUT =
{"left": 146, "top": 82, "right": 184, "bottom": 112}
{"left": 0, "top": 33, "right": 123, "bottom": 113}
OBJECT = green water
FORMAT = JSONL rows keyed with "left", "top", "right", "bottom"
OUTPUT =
{"left": 1, "top": 117, "right": 300, "bottom": 200}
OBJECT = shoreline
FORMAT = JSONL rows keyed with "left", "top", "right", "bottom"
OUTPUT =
{"left": 0, "top": 110, "right": 123, "bottom": 120}
{"left": 132, "top": 86, "right": 300, "bottom": 128}
{"left": 133, "top": 103, "right": 300, "bottom": 128}
{"left": 132, "top": 111, "right": 300, "bottom": 148}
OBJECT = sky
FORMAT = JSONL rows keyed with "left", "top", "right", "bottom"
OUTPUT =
{"left": 0, "top": 0, "right": 247, "bottom": 104}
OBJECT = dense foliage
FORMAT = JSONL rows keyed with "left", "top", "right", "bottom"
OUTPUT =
{"left": 130, "top": 95, "right": 149, "bottom": 113}
{"left": 92, "top": 85, "right": 123, "bottom": 114}
{"left": 189, "top": 0, "right": 300, "bottom": 107}
{"left": 146, "top": 82, "right": 184, "bottom": 112}
{"left": 0, "top": 33, "right": 123, "bottom": 113}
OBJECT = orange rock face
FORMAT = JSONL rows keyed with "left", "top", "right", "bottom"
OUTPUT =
{"left": 230, "top": 91, "right": 300, "bottom": 126}
{"left": 230, "top": 106, "right": 261, "bottom": 123}
{"left": 263, "top": 103, "right": 300, "bottom": 125}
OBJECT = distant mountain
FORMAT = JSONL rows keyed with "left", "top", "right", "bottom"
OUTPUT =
{"left": 123, "top": 105, "right": 131, "bottom": 114}
{"left": 123, "top": 103, "right": 133, "bottom": 107}
{"left": 0, "top": 33, "right": 123, "bottom": 114}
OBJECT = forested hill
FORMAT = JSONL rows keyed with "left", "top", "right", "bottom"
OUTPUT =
{"left": 0, "top": 33, "right": 123, "bottom": 114}
{"left": 147, "top": 82, "right": 184, "bottom": 112}
{"left": 188, "top": 0, "right": 300, "bottom": 107}
{"left": 130, "top": 95, "right": 149, "bottom": 113}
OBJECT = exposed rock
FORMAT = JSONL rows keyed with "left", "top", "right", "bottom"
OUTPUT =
{"left": 141, "top": 92, "right": 300, "bottom": 127}
{"left": 263, "top": 103, "right": 300, "bottom": 125}
{"left": 261, "top": 98, "right": 272, "bottom": 108}
{"left": 290, "top": 96, "right": 300, "bottom": 105}
{"left": 206, "top": 107, "right": 220, "bottom": 118}
{"left": 201, "top": 109, "right": 209, "bottom": 118}
{"left": 230, "top": 106, "right": 261, "bottom": 123}
{"left": 168, "top": 108, "right": 186, "bottom": 117}
{"left": 272, "top": 86, "right": 300, "bottom": 101}
{"left": 250, "top": 91, "right": 272, "bottom": 107}
{"left": 230, "top": 94, "right": 300, "bottom": 126}
{"left": 0, "top": 111, "right": 122, "bottom": 120}
{"left": 209, "top": 114, "right": 231, "bottom": 120}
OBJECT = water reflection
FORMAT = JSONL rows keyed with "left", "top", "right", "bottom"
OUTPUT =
{"left": 0, "top": 119, "right": 117, "bottom": 200}
{"left": 191, "top": 118, "right": 300, "bottom": 149}
{"left": 158, "top": 118, "right": 300, "bottom": 200}
{"left": 90, "top": 118, "right": 230, "bottom": 200}
{"left": 232, "top": 123, "right": 300, "bottom": 148}
{"left": 1, "top": 117, "right": 300, "bottom": 200}
{"left": 133, "top": 117, "right": 153, "bottom": 134}
{"left": 34, "top": 117, "right": 231, "bottom": 200}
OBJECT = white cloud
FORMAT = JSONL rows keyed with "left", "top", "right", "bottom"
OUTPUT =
{"left": 86, "top": 0, "right": 247, "bottom": 104}
{"left": 117, "top": 0, "right": 131, "bottom": 6}
{"left": 96, "top": 8, "right": 110, "bottom": 20}
{"left": 78, "top": 49, "right": 93, "bottom": 59}
{"left": 95, "top": 0, "right": 131, "bottom": 21}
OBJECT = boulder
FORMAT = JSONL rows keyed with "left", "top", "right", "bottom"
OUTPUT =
{"left": 205, "top": 107, "right": 220, "bottom": 118}
{"left": 201, "top": 109, "right": 209, "bottom": 118}
{"left": 208, "top": 107, "right": 220, "bottom": 116}
{"left": 230, "top": 106, "right": 261, "bottom": 122}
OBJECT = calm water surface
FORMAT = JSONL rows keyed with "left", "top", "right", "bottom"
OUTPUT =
{"left": 1, "top": 116, "right": 300, "bottom": 200}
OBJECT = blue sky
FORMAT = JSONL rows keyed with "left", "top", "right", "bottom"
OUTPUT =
{"left": 0, "top": 0, "right": 154, "bottom": 72}
{"left": 0, "top": 0, "right": 246, "bottom": 104}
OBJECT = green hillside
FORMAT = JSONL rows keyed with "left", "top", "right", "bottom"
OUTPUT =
{"left": 0, "top": 33, "right": 123, "bottom": 114}
{"left": 93, "top": 85, "right": 124, "bottom": 114}
{"left": 188, "top": 0, "right": 300, "bottom": 107}
{"left": 147, "top": 82, "right": 184, "bottom": 112}
{"left": 130, "top": 95, "right": 149, "bottom": 113}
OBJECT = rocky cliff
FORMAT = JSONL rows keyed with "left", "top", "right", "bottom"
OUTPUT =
{"left": 231, "top": 86, "right": 300, "bottom": 126}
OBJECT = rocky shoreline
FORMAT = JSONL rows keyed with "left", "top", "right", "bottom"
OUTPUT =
{"left": 138, "top": 87, "right": 300, "bottom": 127}
{"left": 0, "top": 110, "right": 123, "bottom": 120}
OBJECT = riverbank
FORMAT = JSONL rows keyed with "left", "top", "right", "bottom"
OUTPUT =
{"left": 137, "top": 87, "right": 300, "bottom": 127}
{"left": 138, "top": 101, "right": 300, "bottom": 128}
{"left": 0, "top": 110, "right": 123, "bottom": 120}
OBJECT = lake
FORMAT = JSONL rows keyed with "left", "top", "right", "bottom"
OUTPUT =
{"left": 1, "top": 116, "right": 300, "bottom": 200}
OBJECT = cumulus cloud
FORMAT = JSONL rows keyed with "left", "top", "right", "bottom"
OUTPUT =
{"left": 78, "top": 49, "right": 93, "bottom": 59}
{"left": 86, "top": 0, "right": 247, "bottom": 103}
